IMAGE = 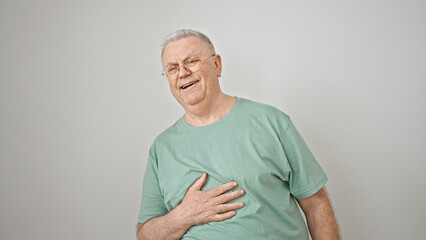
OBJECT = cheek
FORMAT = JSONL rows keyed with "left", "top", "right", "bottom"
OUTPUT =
{"left": 168, "top": 81, "right": 178, "bottom": 96}
{"left": 168, "top": 79, "right": 176, "bottom": 89}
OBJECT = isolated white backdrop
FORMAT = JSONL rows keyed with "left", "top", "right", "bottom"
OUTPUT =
{"left": 1, "top": 0, "right": 425, "bottom": 239}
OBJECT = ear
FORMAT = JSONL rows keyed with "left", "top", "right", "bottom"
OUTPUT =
{"left": 213, "top": 54, "right": 222, "bottom": 77}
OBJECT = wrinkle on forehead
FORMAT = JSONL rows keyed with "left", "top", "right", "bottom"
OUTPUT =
{"left": 164, "top": 55, "right": 193, "bottom": 67}
{"left": 162, "top": 36, "right": 215, "bottom": 65}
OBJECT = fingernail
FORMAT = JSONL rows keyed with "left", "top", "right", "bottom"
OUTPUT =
{"left": 240, "top": 189, "right": 245, "bottom": 194}
{"left": 233, "top": 182, "right": 237, "bottom": 186}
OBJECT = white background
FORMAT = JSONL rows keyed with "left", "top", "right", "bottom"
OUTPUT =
{"left": 1, "top": 0, "right": 425, "bottom": 239}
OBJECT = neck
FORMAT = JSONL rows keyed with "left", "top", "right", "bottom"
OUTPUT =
{"left": 183, "top": 93, "right": 236, "bottom": 127}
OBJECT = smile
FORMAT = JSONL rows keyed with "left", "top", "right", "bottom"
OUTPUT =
{"left": 180, "top": 80, "right": 199, "bottom": 90}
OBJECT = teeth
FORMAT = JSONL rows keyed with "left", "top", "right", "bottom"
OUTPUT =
{"left": 181, "top": 82, "right": 195, "bottom": 89}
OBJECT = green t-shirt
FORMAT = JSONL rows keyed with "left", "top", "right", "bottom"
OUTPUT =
{"left": 139, "top": 97, "right": 327, "bottom": 239}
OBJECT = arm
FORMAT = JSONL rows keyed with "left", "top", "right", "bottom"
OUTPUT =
{"left": 136, "top": 211, "right": 188, "bottom": 240}
{"left": 137, "top": 173, "right": 245, "bottom": 240}
{"left": 296, "top": 187, "right": 340, "bottom": 240}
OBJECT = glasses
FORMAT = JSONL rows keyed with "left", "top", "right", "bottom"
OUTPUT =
{"left": 161, "top": 54, "right": 216, "bottom": 79}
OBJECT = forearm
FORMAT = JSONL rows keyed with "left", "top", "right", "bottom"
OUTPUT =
{"left": 304, "top": 200, "right": 340, "bottom": 240}
{"left": 137, "top": 208, "right": 190, "bottom": 240}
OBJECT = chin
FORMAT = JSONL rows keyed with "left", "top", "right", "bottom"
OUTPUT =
{"left": 180, "top": 95, "right": 205, "bottom": 107}
{"left": 182, "top": 99, "right": 202, "bottom": 106}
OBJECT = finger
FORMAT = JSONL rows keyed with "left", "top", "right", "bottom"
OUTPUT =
{"left": 211, "top": 211, "right": 237, "bottom": 222}
{"left": 208, "top": 181, "right": 238, "bottom": 197}
{"left": 215, "top": 202, "right": 245, "bottom": 213}
{"left": 188, "top": 173, "right": 207, "bottom": 191}
{"left": 214, "top": 189, "right": 245, "bottom": 204}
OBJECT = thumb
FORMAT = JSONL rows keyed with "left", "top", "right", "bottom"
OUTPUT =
{"left": 189, "top": 173, "right": 207, "bottom": 191}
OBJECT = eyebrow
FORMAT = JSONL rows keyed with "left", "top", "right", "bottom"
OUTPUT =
{"left": 164, "top": 55, "right": 194, "bottom": 66}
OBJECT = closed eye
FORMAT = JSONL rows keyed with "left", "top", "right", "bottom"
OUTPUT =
{"left": 185, "top": 59, "right": 200, "bottom": 67}
{"left": 167, "top": 65, "right": 178, "bottom": 73}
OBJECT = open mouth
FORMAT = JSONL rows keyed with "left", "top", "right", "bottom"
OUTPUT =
{"left": 180, "top": 80, "right": 199, "bottom": 90}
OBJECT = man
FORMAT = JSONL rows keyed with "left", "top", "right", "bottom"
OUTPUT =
{"left": 137, "top": 29, "right": 340, "bottom": 240}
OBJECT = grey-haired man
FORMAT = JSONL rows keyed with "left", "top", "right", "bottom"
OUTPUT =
{"left": 137, "top": 29, "right": 340, "bottom": 240}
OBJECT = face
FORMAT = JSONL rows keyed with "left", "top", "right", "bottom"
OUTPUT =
{"left": 161, "top": 36, "right": 222, "bottom": 109}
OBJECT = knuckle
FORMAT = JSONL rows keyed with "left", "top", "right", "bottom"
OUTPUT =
{"left": 217, "top": 204, "right": 225, "bottom": 212}
{"left": 214, "top": 195, "right": 225, "bottom": 204}
{"left": 230, "top": 191, "right": 239, "bottom": 198}
{"left": 216, "top": 187, "right": 225, "bottom": 195}
{"left": 204, "top": 197, "right": 215, "bottom": 206}
{"left": 201, "top": 212, "right": 210, "bottom": 220}
{"left": 224, "top": 183, "right": 233, "bottom": 191}
{"left": 233, "top": 190, "right": 243, "bottom": 198}
{"left": 202, "top": 215, "right": 210, "bottom": 222}
{"left": 221, "top": 193, "right": 233, "bottom": 202}
{"left": 206, "top": 189, "right": 216, "bottom": 197}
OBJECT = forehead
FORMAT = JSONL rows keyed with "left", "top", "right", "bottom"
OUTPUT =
{"left": 162, "top": 36, "right": 212, "bottom": 64}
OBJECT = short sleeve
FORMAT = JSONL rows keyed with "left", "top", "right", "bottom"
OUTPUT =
{"left": 138, "top": 144, "right": 168, "bottom": 223}
{"left": 281, "top": 117, "right": 328, "bottom": 200}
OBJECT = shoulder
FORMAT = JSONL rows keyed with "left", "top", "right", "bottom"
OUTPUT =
{"left": 237, "top": 97, "right": 292, "bottom": 125}
{"left": 149, "top": 118, "right": 182, "bottom": 151}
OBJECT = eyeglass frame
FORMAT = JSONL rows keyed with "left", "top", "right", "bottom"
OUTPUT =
{"left": 161, "top": 54, "right": 216, "bottom": 79}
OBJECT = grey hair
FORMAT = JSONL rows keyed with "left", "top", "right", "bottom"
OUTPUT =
{"left": 161, "top": 29, "right": 216, "bottom": 58}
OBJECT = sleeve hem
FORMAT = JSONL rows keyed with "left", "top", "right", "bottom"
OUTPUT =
{"left": 138, "top": 215, "right": 156, "bottom": 224}
{"left": 138, "top": 210, "right": 169, "bottom": 224}
{"left": 293, "top": 176, "right": 328, "bottom": 200}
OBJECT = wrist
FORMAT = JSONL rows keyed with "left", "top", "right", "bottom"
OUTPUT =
{"left": 168, "top": 204, "right": 192, "bottom": 232}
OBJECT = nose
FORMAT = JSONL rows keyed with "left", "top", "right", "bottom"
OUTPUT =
{"left": 178, "top": 64, "right": 191, "bottom": 79}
